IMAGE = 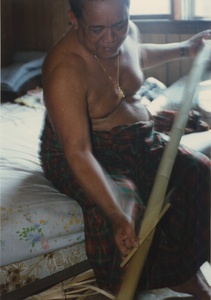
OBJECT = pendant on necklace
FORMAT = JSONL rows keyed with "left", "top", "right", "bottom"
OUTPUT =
{"left": 117, "top": 86, "right": 125, "bottom": 99}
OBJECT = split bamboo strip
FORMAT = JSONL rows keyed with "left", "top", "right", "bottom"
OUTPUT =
{"left": 45, "top": 291, "right": 98, "bottom": 299}
{"left": 35, "top": 269, "right": 95, "bottom": 299}
{"left": 65, "top": 279, "right": 96, "bottom": 290}
{"left": 120, "top": 203, "right": 171, "bottom": 267}
{"left": 72, "top": 284, "right": 116, "bottom": 299}
{"left": 24, "top": 267, "right": 115, "bottom": 300}
{"left": 63, "top": 269, "right": 95, "bottom": 287}
{"left": 65, "top": 286, "right": 93, "bottom": 295}
{"left": 121, "top": 181, "right": 174, "bottom": 267}
{"left": 116, "top": 43, "right": 211, "bottom": 300}
{"left": 76, "top": 289, "right": 98, "bottom": 300}
{"left": 24, "top": 269, "right": 96, "bottom": 300}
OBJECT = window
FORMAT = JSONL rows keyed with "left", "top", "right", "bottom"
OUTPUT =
{"left": 194, "top": 0, "right": 211, "bottom": 19}
{"left": 129, "top": 0, "right": 211, "bottom": 20}
{"left": 129, "top": 0, "right": 172, "bottom": 19}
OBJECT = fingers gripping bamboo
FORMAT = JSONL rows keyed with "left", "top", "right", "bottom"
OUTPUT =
{"left": 121, "top": 188, "right": 174, "bottom": 267}
{"left": 120, "top": 203, "right": 171, "bottom": 267}
{"left": 116, "top": 44, "right": 211, "bottom": 300}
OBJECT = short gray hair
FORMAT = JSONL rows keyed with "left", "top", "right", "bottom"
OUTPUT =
{"left": 68, "top": 0, "right": 130, "bottom": 20}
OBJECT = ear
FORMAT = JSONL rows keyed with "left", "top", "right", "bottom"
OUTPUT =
{"left": 68, "top": 10, "right": 79, "bottom": 29}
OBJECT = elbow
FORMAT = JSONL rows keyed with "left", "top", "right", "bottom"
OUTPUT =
{"left": 63, "top": 139, "right": 92, "bottom": 169}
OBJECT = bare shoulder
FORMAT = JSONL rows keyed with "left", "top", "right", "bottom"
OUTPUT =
{"left": 42, "top": 31, "right": 89, "bottom": 89}
{"left": 128, "top": 20, "right": 142, "bottom": 43}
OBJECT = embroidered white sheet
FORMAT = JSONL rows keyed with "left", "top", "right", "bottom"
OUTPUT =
{"left": 1, "top": 103, "right": 85, "bottom": 267}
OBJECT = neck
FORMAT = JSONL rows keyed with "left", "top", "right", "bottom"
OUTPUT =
{"left": 96, "top": 49, "right": 121, "bottom": 60}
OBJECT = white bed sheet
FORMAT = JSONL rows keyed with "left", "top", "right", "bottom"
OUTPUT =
{"left": 0, "top": 103, "right": 85, "bottom": 267}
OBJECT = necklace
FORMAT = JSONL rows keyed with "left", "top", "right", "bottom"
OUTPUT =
{"left": 94, "top": 54, "right": 125, "bottom": 100}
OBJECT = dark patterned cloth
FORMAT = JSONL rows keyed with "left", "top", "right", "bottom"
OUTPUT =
{"left": 153, "top": 110, "right": 210, "bottom": 135}
{"left": 40, "top": 116, "right": 210, "bottom": 294}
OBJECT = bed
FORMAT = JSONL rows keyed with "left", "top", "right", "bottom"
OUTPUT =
{"left": 0, "top": 101, "right": 90, "bottom": 300}
{"left": 1, "top": 72, "right": 211, "bottom": 299}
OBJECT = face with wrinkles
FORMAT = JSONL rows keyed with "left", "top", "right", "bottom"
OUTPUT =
{"left": 70, "top": 0, "right": 130, "bottom": 59}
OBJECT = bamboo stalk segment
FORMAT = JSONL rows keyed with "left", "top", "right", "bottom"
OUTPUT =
{"left": 120, "top": 203, "right": 171, "bottom": 267}
{"left": 76, "top": 289, "right": 98, "bottom": 300}
{"left": 121, "top": 187, "right": 175, "bottom": 267}
{"left": 116, "top": 44, "right": 211, "bottom": 300}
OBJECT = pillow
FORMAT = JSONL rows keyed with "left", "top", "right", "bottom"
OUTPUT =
{"left": 139, "top": 77, "right": 167, "bottom": 106}
{"left": 196, "top": 79, "right": 211, "bottom": 126}
{"left": 1, "top": 52, "right": 46, "bottom": 93}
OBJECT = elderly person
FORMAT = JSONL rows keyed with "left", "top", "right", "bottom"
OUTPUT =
{"left": 40, "top": 0, "right": 211, "bottom": 298}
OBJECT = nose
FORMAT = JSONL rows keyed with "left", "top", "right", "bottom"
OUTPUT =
{"left": 103, "top": 28, "right": 116, "bottom": 44}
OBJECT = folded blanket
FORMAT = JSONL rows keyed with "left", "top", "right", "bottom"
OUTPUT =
{"left": 1, "top": 52, "right": 46, "bottom": 92}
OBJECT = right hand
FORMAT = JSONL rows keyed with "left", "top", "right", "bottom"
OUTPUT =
{"left": 111, "top": 213, "right": 139, "bottom": 259}
{"left": 183, "top": 29, "right": 211, "bottom": 58}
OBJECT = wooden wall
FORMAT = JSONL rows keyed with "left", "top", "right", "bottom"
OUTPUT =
{"left": 141, "top": 33, "right": 193, "bottom": 86}
{"left": 1, "top": 0, "right": 71, "bottom": 67}
{"left": 135, "top": 20, "right": 211, "bottom": 85}
{"left": 2, "top": 0, "right": 211, "bottom": 86}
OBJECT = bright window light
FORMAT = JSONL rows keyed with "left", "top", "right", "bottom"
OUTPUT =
{"left": 129, "top": 0, "right": 171, "bottom": 15}
{"left": 195, "top": 0, "right": 211, "bottom": 18}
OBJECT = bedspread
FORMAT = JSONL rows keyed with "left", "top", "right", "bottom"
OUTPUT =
{"left": 0, "top": 103, "right": 85, "bottom": 267}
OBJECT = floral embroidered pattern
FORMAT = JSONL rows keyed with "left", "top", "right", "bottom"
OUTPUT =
{"left": 0, "top": 240, "right": 6, "bottom": 252}
{"left": 1, "top": 103, "right": 86, "bottom": 296}
{"left": 0, "top": 243, "right": 86, "bottom": 295}
{"left": 16, "top": 224, "right": 45, "bottom": 253}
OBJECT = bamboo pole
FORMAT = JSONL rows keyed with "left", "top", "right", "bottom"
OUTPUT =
{"left": 116, "top": 44, "right": 211, "bottom": 300}
{"left": 120, "top": 203, "right": 171, "bottom": 267}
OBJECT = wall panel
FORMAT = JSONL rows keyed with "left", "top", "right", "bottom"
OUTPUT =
{"left": 42, "top": 0, "right": 54, "bottom": 51}
{"left": 34, "top": 0, "right": 44, "bottom": 51}
{"left": 166, "top": 34, "right": 181, "bottom": 86}
{"left": 24, "top": 0, "right": 36, "bottom": 51}
{"left": 51, "top": 0, "right": 66, "bottom": 45}
{"left": 1, "top": 0, "right": 14, "bottom": 66}
{"left": 12, "top": 0, "right": 25, "bottom": 53}
{"left": 1, "top": 0, "right": 70, "bottom": 61}
{"left": 143, "top": 34, "right": 168, "bottom": 84}
{"left": 64, "top": 1, "right": 72, "bottom": 32}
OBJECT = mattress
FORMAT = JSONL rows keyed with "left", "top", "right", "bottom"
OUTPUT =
{"left": 0, "top": 103, "right": 87, "bottom": 295}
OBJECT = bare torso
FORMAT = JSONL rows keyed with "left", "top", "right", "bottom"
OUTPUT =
{"left": 43, "top": 22, "right": 149, "bottom": 132}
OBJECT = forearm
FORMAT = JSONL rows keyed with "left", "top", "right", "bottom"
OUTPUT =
{"left": 141, "top": 41, "right": 187, "bottom": 69}
{"left": 65, "top": 149, "right": 139, "bottom": 255}
{"left": 66, "top": 150, "right": 125, "bottom": 222}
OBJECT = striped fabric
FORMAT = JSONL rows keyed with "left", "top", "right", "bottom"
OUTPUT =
{"left": 40, "top": 116, "right": 210, "bottom": 294}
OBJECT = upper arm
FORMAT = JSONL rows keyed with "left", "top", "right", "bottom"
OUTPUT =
{"left": 42, "top": 55, "right": 92, "bottom": 158}
{"left": 139, "top": 44, "right": 149, "bottom": 69}
{"left": 129, "top": 20, "right": 142, "bottom": 43}
{"left": 128, "top": 21, "right": 147, "bottom": 69}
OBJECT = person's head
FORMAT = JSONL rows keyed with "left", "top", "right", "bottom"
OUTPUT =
{"left": 68, "top": 0, "right": 130, "bottom": 59}
{"left": 68, "top": 0, "right": 130, "bottom": 21}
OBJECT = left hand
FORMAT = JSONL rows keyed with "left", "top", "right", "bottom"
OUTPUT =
{"left": 184, "top": 29, "right": 211, "bottom": 58}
